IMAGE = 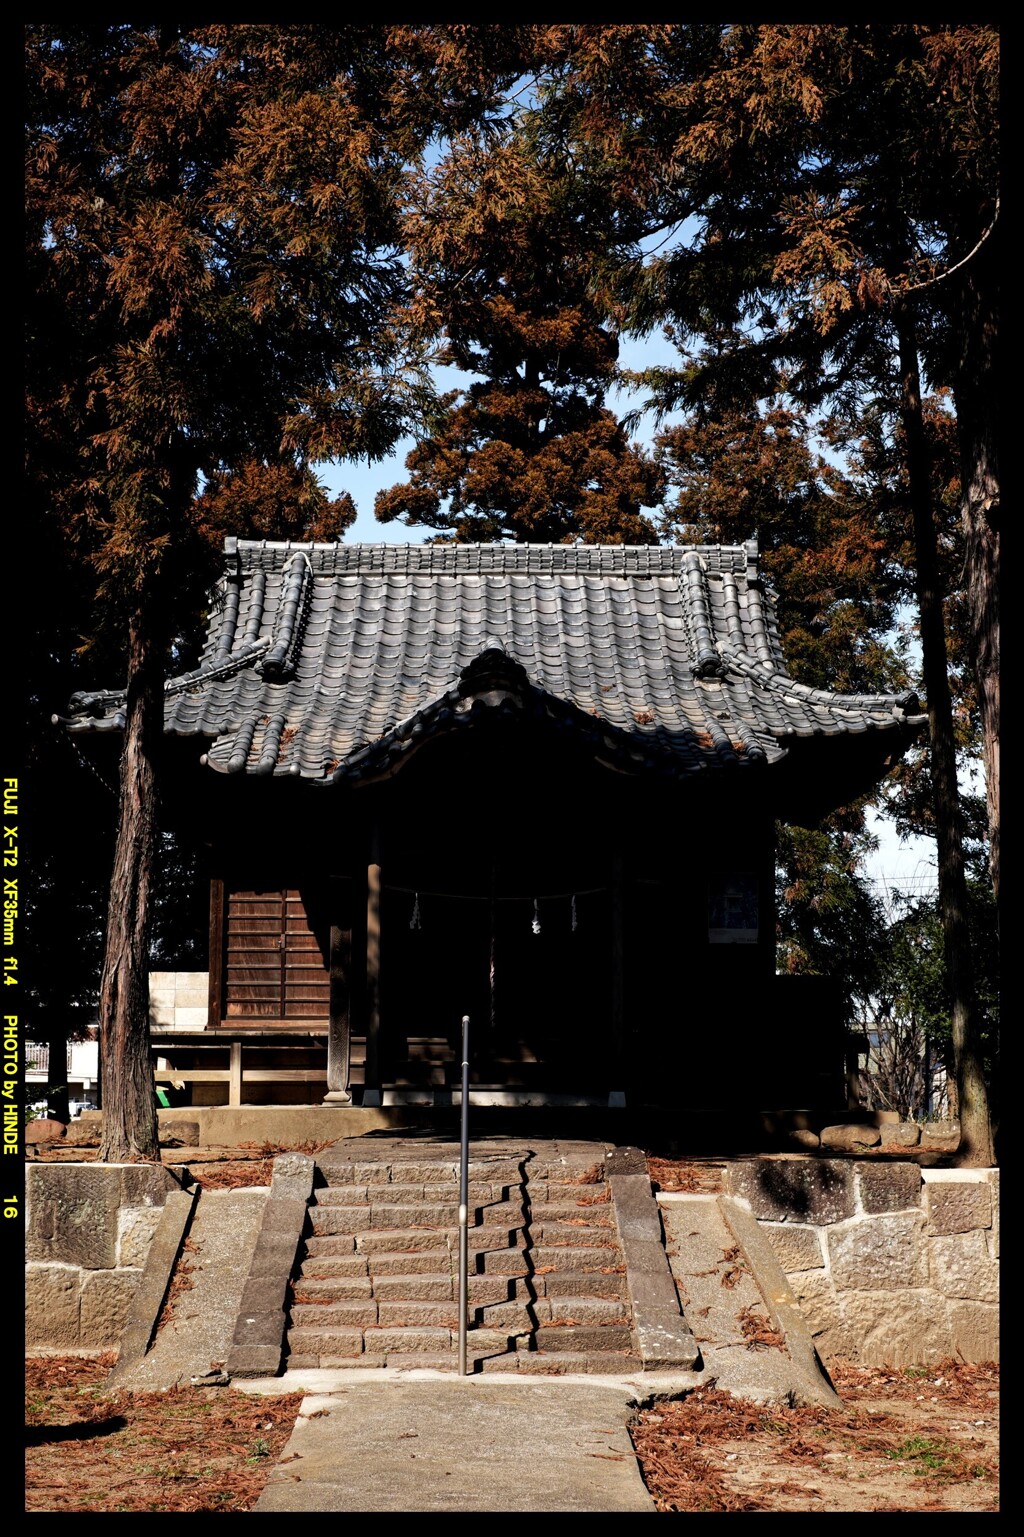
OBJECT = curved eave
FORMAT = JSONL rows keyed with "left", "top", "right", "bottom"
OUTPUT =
{"left": 201, "top": 672, "right": 774, "bottom": 786}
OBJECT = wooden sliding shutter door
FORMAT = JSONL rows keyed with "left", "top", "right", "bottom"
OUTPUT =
{"left": 219, "top": 886, "right": 331, "bottom": 1024}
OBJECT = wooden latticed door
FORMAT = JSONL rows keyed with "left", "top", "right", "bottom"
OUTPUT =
{"left": 221, "top": 886, "right": 330, "bottom": 1024}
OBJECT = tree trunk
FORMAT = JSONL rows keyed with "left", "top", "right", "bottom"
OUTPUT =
{"left": 952, "top": 234, "right": 1000, "bottom": 905}
{"left": 897, "top": 310, "right": 994, "bottom": 1167}
{"left": 97, "top": 604, "right": 162, "bottom": 1163}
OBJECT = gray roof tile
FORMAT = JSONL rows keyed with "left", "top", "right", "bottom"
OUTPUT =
{"left": 62, "top": 539, "right": 925, "bottom": 784}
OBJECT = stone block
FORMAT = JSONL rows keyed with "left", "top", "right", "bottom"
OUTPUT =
{"left": 836, "top": 1288, "right": 954, "bottom": 1366}
{"left": 173, "top": 981, "right": 209, "bottom": 1008}
{"left": 149, "top": 970, "right": 176, "bottom": 990}
{"left": 25, "top": 1119, "right": 65, "bottom": 1144}
{"left": 352, "top": 1161, "right": 397, "bottom": 1184}
{"left": 856, "top": 1163, "right": 922, "bottom": 1215}
{"left": 763, "top": 1223, "right": 824, "bottom": 1273}
{"left": 227, "top": 1343, "right": 284, "bottom": 1377}
{"left": 987, "top": 1170, "right": 999, "bottom": 1257}
{"left": 149, "top": 999, "right": 176, "bottom": 1026}
{"left": 627, "top": 1265, "right": 681, "bottom": 1312}
{"left": 928, "top": 1230, "right": 999, "bottom": 1302}
{"left": 159, "top": 1121, "right": 200, "bottom": 1148}
{"left": 727, "top": 1157, "right": 855, "bottom": 1225}
{"left": 80, "top": 1269, "right": 140, "bottom": 1347}
{"left": 233, "top": 1310, "right": 289, "bottom": 1347}
{"left": 63, "top": 1121, "right": 102, "bottom": 1147}
{"left": 609, "top": 1173, "right": 663, "bottom": 1242}
{"left": 363, "top": 1327, "right": 450, "bottom": 1354}
{"left": 826, "top": 1212, "right": 929, "bottom": 1291}
{"left": 947, "top": 1300, "right": 999, "bottom": 1363}
{"left": 820, "top": 1123, "right": 881, "bottom": 1152}
{"left": 633, "top": 1308, "right": 700, "bottom": 1369}
{"left": 240, "top": 1275, "right": 290, "bottom": 1314}
{"left": 787, "top": 1269, "right": 838, "bottom": 1340}
{"left": 247, "top": 1232, "right": 304, "bottom": 1278}
{"left": 878, "top": 1122, "right": 921, "bottom": 1149}
{"left": 919, "top": 1120, "right": 960, "bottom": 1152}
{"left": 25, "top": 1263, "right": 81, "bottom": 1347}
{"left": 117, "top": 1206, "right": 164, "bottom": 1267}
{"left": 26, "top": 1165, "right": 120, "bottom": 1268}
{"left": 259, "top": 1198, "right": 309, "bottom": 1235}
{"left": 119, "top": 1165, "right": 181, "bottom": 1208}
{"left": 786, "top": 1129, "right": 821, "bottom": 1150}
{"left": 270, "top": 1153, "right": 316, "bottom": 1205}
{"left": 174, "top": 1008, "right": 209, "bottom": 1030}
{"left": 924, "top": 1176, "right": 993, "bottom": 1235}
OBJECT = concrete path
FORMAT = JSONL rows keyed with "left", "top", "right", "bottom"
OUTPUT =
{"left": 247, "top": 1372, "right": 675, "bottom": 1512}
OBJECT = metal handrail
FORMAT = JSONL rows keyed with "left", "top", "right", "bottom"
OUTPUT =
{"left": 458, "top": 1014, "right": 470, "bottom": 1376}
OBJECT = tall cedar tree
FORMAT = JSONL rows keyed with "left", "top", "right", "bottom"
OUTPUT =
{"left": 24, "top": 23, "right": 469, "bottom": 1160}
{"left": 656, "top": 396, "right": 909, "bottom": 1015}
{"left": 533, "top": 23, "right": 996, "bottom": 1161}
{"left": 376, "top": 97, "right": 664, "bottom": 541}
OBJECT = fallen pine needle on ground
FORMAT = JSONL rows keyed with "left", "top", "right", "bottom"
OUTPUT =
{"left": 630, "top": 1359, "right": 999, "bottom": 1513}
{"left": 25, "top": 1354, "right": 997, "bottom": 1514}
{"left": 25, "top": 1354, "right": 304, "bottom": 1513}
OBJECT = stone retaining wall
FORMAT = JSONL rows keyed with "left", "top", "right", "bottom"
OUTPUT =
{"left": 726, "top": 1158, "right": 999, "bottom": 1366}
{"left": 25, "top": 1164, "right": 189, "bottom": 1350}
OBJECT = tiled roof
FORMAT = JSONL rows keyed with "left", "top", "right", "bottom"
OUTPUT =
{"left": 61, "top": 538, "right": 926, "bottom": 784}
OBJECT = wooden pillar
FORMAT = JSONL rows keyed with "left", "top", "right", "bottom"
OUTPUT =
{"left": 363, "top": 824, "right": 383, "bottom": 1105}
{"left": 208, "top": 878, "right": 225, "bottom": 1026}
{"left": 610, "top": 851, "right": 626, "bottom": 1106}
{"left": 324, "top": 877, "right": 353, "bottom": 1105}
{"left": 229, "top": 1040, "right": 242, "bottom": 1107}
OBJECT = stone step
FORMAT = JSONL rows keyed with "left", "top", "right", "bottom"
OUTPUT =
{"left": 316, "top": 1158, "right": 526, "bottom": 1188}
{"left": 523, "top": 1163, "right": 608, "bottom": 1187}
{"left": 533, "top": 1268, "right": 627, "bottom": 1299}
{"left": 292, "top": 1275, "right": 374, "bottom": 1302}
{"left": 295, "top": 1266, "right": 525, "bottom": 1303}
{"left": 307, "top": 1199, "right": 525, "bottom": 1235}
{"left": 313, "top": 1181, "right": 512, "bottom": 1207}
{"left": 349, "top": 1227, "right": 525, "bottom": 1257}
{"left": 525, "top": 1220, "right": 617, "bottom": 1245}
{"left": 531, "top": 1244, "right": 621, "bottom": 1270}
{"left": 292, "top": 1272, "right": 616, "bottom": 1312}
{"left": 547, "top": 1295, "right": 631, "bottom": 1326}
{"left": 287, "top": 1322, "right": 521, "bottom": 1356}
{"left": 476, "top": 1248, "right": 531, "bottom": 1277}
{"left": 528, "top": 1196, "right": 613, "bottom": 1219}
{"left": 290, "top": 1300, "right": 379, "bottom": 1329}
{"left": 494, "top": 1350, "right": 638, "bottom": 1376}
{"left": 297, "top": 1253, "right": 370, "bottom": 1279}
{"left": 282, "top": 1347, "right": 641, "bottom": 1376}
{"left": 473, "top": 1295, "right": 629, "bottom": 1329}
{"left": 532, "top": 1323, "right": 635, "bottom": 1353}
{"left": 362, "top": 1325, "right": 515, "bottom": 1356}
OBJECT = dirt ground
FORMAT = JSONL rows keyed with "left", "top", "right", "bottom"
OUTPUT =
{"left": 632, "top": 1361, "right": 999, "bottom": 1513}
{"left": 25, "top": 1140, "right": 999, "bottom": 1512}
{"left": 24, "top": 1354, "right": 998, "bottom": 1513}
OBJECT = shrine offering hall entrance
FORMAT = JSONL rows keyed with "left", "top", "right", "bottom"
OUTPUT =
{"left": 380, "top": 881, "right": 615, "bottom": 1092}
{"left": 213, "top": 798, "right": 627, "bottom": 1099}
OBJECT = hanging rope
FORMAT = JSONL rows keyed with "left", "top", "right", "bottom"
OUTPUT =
{"left": 409, "top": 892, "right": 422, "bottom": 930}
{"left": 571, "top": 893, "right": 578, "bottom": 932}
{"left": 532, "top": 898, "right": 541, "bottom": 936}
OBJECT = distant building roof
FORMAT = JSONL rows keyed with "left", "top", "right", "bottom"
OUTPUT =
{"left": 62, "top": 538, "right": 925, "bottom": 786}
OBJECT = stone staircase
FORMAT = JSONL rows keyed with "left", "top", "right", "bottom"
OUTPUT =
{"left": 284, "top": 1143, "right": 638, "bottom": 1374}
